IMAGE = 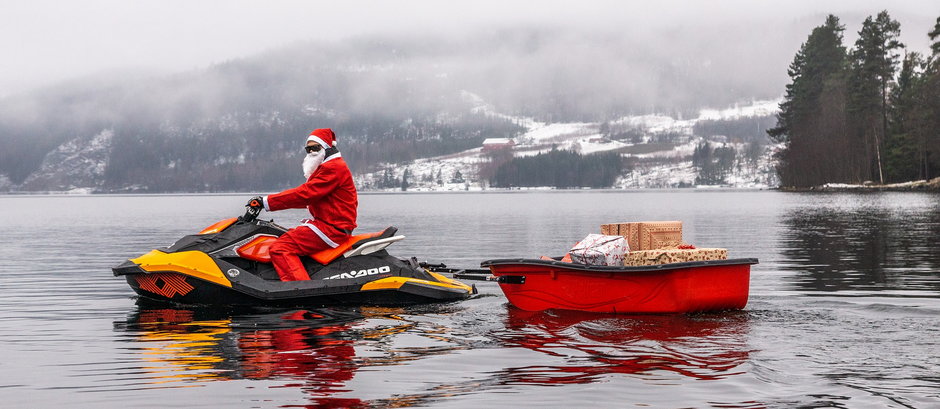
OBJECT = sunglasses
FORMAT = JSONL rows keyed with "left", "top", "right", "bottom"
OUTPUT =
{"left": 304, "top": 144, "right": 323, "bottom": 153}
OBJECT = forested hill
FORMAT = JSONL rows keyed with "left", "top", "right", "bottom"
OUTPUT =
{"left": 770, "top": 12, "right": 940, "bottom": 187}
{"left": 0, "top": 25, "right": 798, "bottom": 193}
{"left": 5, "top": 14, "right": 935, "bottom": 193}
{"left": 0, "top": 40, "right": 522, "bottom": 192}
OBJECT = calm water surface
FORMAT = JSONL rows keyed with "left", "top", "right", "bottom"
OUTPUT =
{"left": 0, "top": 191, "right": 938, "bottom": 408}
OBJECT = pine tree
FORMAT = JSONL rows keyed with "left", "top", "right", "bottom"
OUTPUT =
{"left": 599, "top": 121, "right": 611, "bottom": 138}
{"left": 885, "top": 52, "right": 925, "bottom": 181}
{"left": 927, "top": 17, "right": 940, "bottom": 178}
{"left": 849, "top": 10, "right": 903, "bottom": 184}
{"left": 768, "top": 15, "right": 849, "bottom": 187}
{"left": 451, "top": 170, "right": 464, "bottom": 183}
{"left": 910, "top": 16, "right": 940, "bottom": 180}
{"left": 490, "top": 150, "right": 623, "bottom": 188}
{"left": 929, "top": 16, "right": 940, "bottom": 56}
{"left": 382, "top": 169, "right": 392, "bottom": 189}
{"left": 400, "top": 168, "right": 411, "bottom": 191}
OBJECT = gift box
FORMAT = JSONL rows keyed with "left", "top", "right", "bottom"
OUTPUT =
{"left": 623, "top": 248, "right": 728, "bottom": 266}
{"left": 600, "top": 221, "right": 682, "bottom": 250}
{"left": 568, "top": 234, "right": 628, "bottom": 266}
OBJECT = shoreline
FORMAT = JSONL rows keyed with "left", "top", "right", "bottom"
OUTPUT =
{"left": 0, "top": 187, "right": 769, "bottom": 196}
{"left": 780, "top": 177, "right": 940, "bottom": 192}
{"left": 3, "top": 179, "right": 939, "bottom": 195}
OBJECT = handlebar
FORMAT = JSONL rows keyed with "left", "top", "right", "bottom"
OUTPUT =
{"left": 241, "top": 205, "right": 262, "bottom": 223}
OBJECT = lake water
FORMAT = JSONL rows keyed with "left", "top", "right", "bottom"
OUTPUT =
{"left": 1, "top": 190, "right": 938, "bottom": 408}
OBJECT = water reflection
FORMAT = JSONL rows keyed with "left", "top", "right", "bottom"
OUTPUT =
{"left": 779, "top": 197, "right": 940, "bottom": 294}
{"left": 9, "top": 192, "right": 940, "bottom": 408}
{"left": 116, "top": 303, "right": 375, "bottom": 407}
{"left": 114, "top": 301, "right": 491, "bottom": 407}
{"left": 492, "top": 307, "right": 753, "bottom": 385}
{"left": 112, "top": 300, "right": 758, "bottom": 407}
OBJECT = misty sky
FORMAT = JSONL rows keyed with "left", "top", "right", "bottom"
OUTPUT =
{"left": 1, "top": 0, "right": 936, "bottom": 97}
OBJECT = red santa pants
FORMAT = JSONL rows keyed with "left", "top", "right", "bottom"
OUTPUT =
{"left": 269, "top": 225, "right": 345, "bottom": 281}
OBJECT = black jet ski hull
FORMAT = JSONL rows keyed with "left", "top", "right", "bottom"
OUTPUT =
{"left": 113, "top": 217, "right": 475, "bottom": 307}
{"left": 121, "top": 272, "right": 470, "bottom": 306}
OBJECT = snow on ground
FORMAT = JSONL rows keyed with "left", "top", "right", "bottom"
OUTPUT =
{"left": 576, "top": 137, "right": 629, "bottom": 154}
{"left": 0, "top": 174, "right": 12, "bottom": 192}
{"left": 19, "top": 129, "right": 114, "bottom": 191}
{"left": 512, "top": 148, "right": 550, "bottom": 158}
{"left": 610, "top": 99, "right": 780, "bottom": 134}
{"left": 632, "top": 139, "right": 698, "bottom": 159}
{"left": 697, "top": 99, "right": 779, "bottom": 121}
{"left": 358, "top": 95, "right": 781, "bottom": 191}
{"left": 825, "top": 180, "right": 936, "bottom": 189}
{"left": 618, "top": 140, "right": 777, "bottom": 189}
{"left": 618, "top": 161, "right": 697, "bottom": 189}
{"left": 513, "top": 134, "right": 629, "bottom": 157}
{"left": 463, "top": 90, "right": 540, "bottom": 130}
{"left": 819, "top": 178, "right": 940, "bottom": 190}
{"left": 519, "top": 122, "right": 595, "bottom": 143}
{"left": 357, "top": 144, "right": 487, "bottom": 191}
{"left": 614, "top": 114, "right": 696, "bottom": 135}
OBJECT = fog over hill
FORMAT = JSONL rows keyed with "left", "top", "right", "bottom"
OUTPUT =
{"left": 0, "top": 8, "right": 935, "bottom": 192}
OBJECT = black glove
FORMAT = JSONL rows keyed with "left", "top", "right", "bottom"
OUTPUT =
{"left": 247, "top": 196, "right": 264, "bottom": 209}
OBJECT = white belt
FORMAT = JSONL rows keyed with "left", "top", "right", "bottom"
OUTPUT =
{"left": 299, "top": 218, "right": 339, "bottom": 248}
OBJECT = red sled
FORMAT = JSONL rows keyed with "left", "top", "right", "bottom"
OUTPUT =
{"left": 481, "top": 258, "right": 758, "bottom": 314}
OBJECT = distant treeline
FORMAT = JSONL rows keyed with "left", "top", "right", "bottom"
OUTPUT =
{"left": 693, "top": 117, "right": 776, "bottom": 144}
{"left": 2, "top": 25, "right": 803, "bottom": 192}
{"left": 692, "top": 142, "right": 736, "bottom": 185}
{"left": 489, "top": 148, "right": 627, "bottom": 188}
{"left": 0, "top": 50, "right": 523, "bottom": 191}
{"left": 770, "top": 12, "right": 940, "bottom": 187}
{"left": 101, "top": 111, "right": 521, "bottom": 192}
{"left": 341, "top": 115, "right": 521, "bottom": 171}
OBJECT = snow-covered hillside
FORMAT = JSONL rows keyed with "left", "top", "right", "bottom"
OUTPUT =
{"left": 17, "top": 130, "right": 114, "bottom": 193}
{"left": 356, "top": 94, "right": 780, "bottom": 190}
{"left": 0, "top": 94, "right": 780, "bottom": 193}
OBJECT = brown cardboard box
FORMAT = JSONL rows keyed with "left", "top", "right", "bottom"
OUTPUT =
{"left": 623, "top": 248, "right": 728, "bottom": 266}
{"left": 600, "top": 221, "right": 682, "bottom": 250}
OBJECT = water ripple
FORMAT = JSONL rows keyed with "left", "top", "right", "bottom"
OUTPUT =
{"left": 1, "top": 192, "right": 939, "bottom": 407}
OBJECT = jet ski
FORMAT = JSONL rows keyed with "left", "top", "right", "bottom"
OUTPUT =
{"left": 113, "top": 205, "right": 476, "bottom": 306}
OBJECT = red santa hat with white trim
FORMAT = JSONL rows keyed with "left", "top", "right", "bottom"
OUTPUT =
{"left": 307, "top": 128, "right": 336, "bottom": 149}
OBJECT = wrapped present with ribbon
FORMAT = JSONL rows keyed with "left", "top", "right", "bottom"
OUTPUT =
{"left": 623, "top": 247, "right": 728, "bottom": 266}
{"left": 568, "top": 234, "right": 628, "bottom": 266}
{"left": 600, "top": 221, "right": 682, "bottom": 250}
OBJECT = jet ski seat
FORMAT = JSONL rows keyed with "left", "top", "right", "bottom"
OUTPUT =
{"left": 236, "top": 226, "right": 401, "bottom": 265}
{"left": 311, "top": 226, "right": 400, "bottom": 264}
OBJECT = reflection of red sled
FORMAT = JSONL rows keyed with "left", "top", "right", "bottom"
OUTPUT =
{"left": 482, "top": 258, "right": 758, "bottom": 313}
{"left": 496, "top": 307, "right": 751, "bottom": 384}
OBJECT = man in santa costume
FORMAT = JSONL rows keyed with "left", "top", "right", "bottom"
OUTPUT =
{"left": 247, "top": 128, "right": 358, "bottom": 281}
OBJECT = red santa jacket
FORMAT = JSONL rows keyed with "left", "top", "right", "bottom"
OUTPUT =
{"left": 264, "top": 155, "right": 358, "bottom": 236}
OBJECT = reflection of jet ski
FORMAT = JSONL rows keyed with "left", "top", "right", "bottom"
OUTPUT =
{"left": 116, "top": 305, "right": 369, "bottom": 405}
{"left": 113, "top": 206, "right": 475, "bottom": 306}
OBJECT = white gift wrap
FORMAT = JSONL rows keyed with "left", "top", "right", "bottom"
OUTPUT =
{"left": 568, "top": 234, "right": 629, "bottom": 266}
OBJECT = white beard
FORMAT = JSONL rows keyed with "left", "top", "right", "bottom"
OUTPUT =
{"left": 302, "top": 150, "right": 326, "bottom": 179}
